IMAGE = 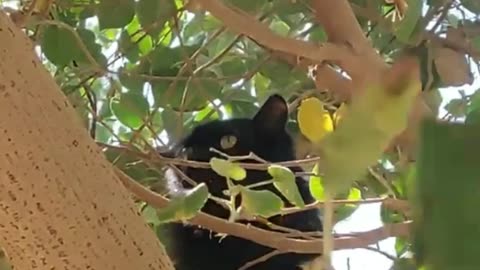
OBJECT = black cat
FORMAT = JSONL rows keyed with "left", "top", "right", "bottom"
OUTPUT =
{"left": 158, "top": 94, "right": 323, "bottom": 270}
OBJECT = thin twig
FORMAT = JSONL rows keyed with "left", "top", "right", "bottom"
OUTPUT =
{"left": 115, "top": 167, "right": 412, "bottom": 254}
{"left": 238, "top": 250, "right": 285, "bottom": 270}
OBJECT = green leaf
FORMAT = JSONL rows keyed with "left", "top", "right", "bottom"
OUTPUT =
{"left": 347, "top": 187, "right": 361, "bottom": 200}
{"left": 238, "top": 186, "right": 284, "bottom": 218}
{"left": 466, "top": 108, "right": 480, "bottom": 125}
{"left": 423, "top": 88, "right": 443, "bottom": 116}
{"left": 395, "top": 237, "right": 409, "bottom": 257}
{"left": 119, "top": 30, "right": 141, "bottom": 63}
{"left": 206, "top": 31, "right": 238, "bottom": 57}
{"left": 136, "top": 0, "right": 177, "bottom": 36}
{"left": 444, "top": 98, "right": 467, "bottom": 118}
{"left": 467, "top": 89, "right": 480, "bottom": 113}
{"left": 218, "top": 58, "right": 247, "bottom": 84}
{"left": 308, "top": 26, "right": 328, "bottom": 42}
{"left": 318, "top": 60, "right": 420, "bottom": 194}
{"left": 119, "top": 66, "right": 146, "bottom": 91}
{"left": 78, "top": 5, "right": 96, "bottom": 19}
{"left": 151, "top": 57, "right": 220, "bottom": 111}
{"left": 141, "top": 204, "right": 161, "bottom": 225}
{"left": 253, "top": 73, "right": 271, "bottom": 99}
{"left": 222, "top": 87, "right": 256, "bottom": 103}
{"left": 110, "top": 92, "right": 150, "bottom": 129}
{"left": 76, "top": 28, "right": 107, "bottom": 66}
{"left": 210, "top": 158, "right": 246, "bottom": 181}
{"left": 259, "top": 59, "right": 294, "bottom": 88}
{"left": 394, "top": 0, "right": 423, "bottom": 43}
{"left": 157, "top": 183, "right": 209, "bottom": 223}
{"left": 225, "top": 0, "right": 267, "bottom": 12}
{"left": 161, "top": 108, "right": 182, "bottom": 139}
{"left": 461, "top": 0, "right": 480, "bottom": 13}
{"left": 228, "top": 100, "right": 260, "bottom": 118}
{"left": 269, "top": 19, "right": 290, "bottom": 36}
{"left": 41, "top": 25, "right": 80, "bottom": 66}
{"left": 268, "top": 165, "right": 305, "bottom": 207}
{"left": 334, "top": 204, "right": 357, "bottom": 223}
{"left": 309, "top": 164, "right": 325, "bottom": 200}
{"left": 412, "top": 119, "right": 480, "bottom": 270}
{"left": 380, "top": 207, "right": 404, "bottom": 224}
{"left": 274, "top": 0, "right": 310, "bottom": 16}
{"left": 472, "top": 36, "right": 480, "bottom": 52}
{"left": 98, "top": 0, "right": 135, "bottom": 29}
{"left": 148, "top": 45, "right": 183, "bottom": 103}
{"left": 466, "top": 91, "right": 480, "bottom": 124}
{"left": 194, "top": 106, "right": 220, "bottom": 122}
{"left": 390, "top": 258, "right": 418, "bottom": 270}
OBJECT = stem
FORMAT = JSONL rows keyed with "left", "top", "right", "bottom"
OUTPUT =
{"left": 322, "top": 190, "right": 334, "bottom": 270}
{"left": 226, "top": 177, "right": 238, "bottom": 222}
{"left": 245, "top": 179, "right": 274, "bottom": 189}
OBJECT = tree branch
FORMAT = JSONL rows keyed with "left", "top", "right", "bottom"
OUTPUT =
{"left": 311, "top": 0, "right": 387, "bottom": 80}
{"left": 115, "top": 167, "right": 411, "bottom": 254}
{"left": 267, "top": 50, "right": 354, "bottom": 102}
{"left": 311, "top": 0, "right": 373, "bottom": 54}
{"left": 193, "top": 0, "right": 360, "bottom": 76}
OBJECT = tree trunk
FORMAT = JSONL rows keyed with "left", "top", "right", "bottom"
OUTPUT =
{"left": 0, "top": 12, "right": 174, "bottom": 270}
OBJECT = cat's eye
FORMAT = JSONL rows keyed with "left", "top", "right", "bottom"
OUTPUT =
{"left": 220, "top": 135, "right": 237, "bottom": 149}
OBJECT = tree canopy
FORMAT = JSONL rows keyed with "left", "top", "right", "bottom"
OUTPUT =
{"left": 1, "top": 0, "right": 480, "bottom": 269}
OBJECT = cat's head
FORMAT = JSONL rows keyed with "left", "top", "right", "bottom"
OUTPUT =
{"left": 176, "top": 94, "right": 295, "bottom": 164}
{"left": 163, "top": 94, "right": 298, "bottom": 203}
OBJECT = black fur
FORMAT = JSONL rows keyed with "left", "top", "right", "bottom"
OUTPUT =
{"left": 158, "top": 94, "right": 322, "bottom": 270}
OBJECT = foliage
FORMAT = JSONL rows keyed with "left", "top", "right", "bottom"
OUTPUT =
{"left": 412, "top": 120, "right": 480, "bottom": 270}
{"left": 1, "top": 0, "right": 480, "bottom": 269}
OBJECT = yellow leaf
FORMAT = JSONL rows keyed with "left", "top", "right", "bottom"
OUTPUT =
{"left": 297, "top": 97, "right": 333, "bottom": 143}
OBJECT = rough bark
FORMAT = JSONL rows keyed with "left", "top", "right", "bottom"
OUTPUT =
{"left": 0, "top": 11, "right": 174, "bottom": 270}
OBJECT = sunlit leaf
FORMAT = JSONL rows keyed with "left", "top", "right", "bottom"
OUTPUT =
{"left": 268, "top": 165, "right": 305, "bottom": 207}
{"left": 269, "top": 19, "right": 290, "bottom": 36}
{"left": 297, "top": 97, "right": 334, "bottom": 143}
{"left": 347, "top": 187, "right": 361, "bottom": 200}
{"left": 210, "top": 158, "right": 247, "bottom": 181}
{"left": 238, "top": 186, "right": 284, "bottom": 218}
{"left": 309, "top": 164, "right": 325, "bottom": 200}
{"left": 194, "top": 106, "right": 220, "bottom": 122}
{"left": 157, "top": 183, "right": 209, "bottom": 222}
{"left": 141, "top": 204, "right": 161, "bottom": 225}
{"left": 308, "top": 26, "right": 328, "bottom": 42}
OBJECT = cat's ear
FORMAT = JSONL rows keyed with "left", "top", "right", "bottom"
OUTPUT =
{"left": 253, "top": 94, "right": 288, "bottom": 133}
